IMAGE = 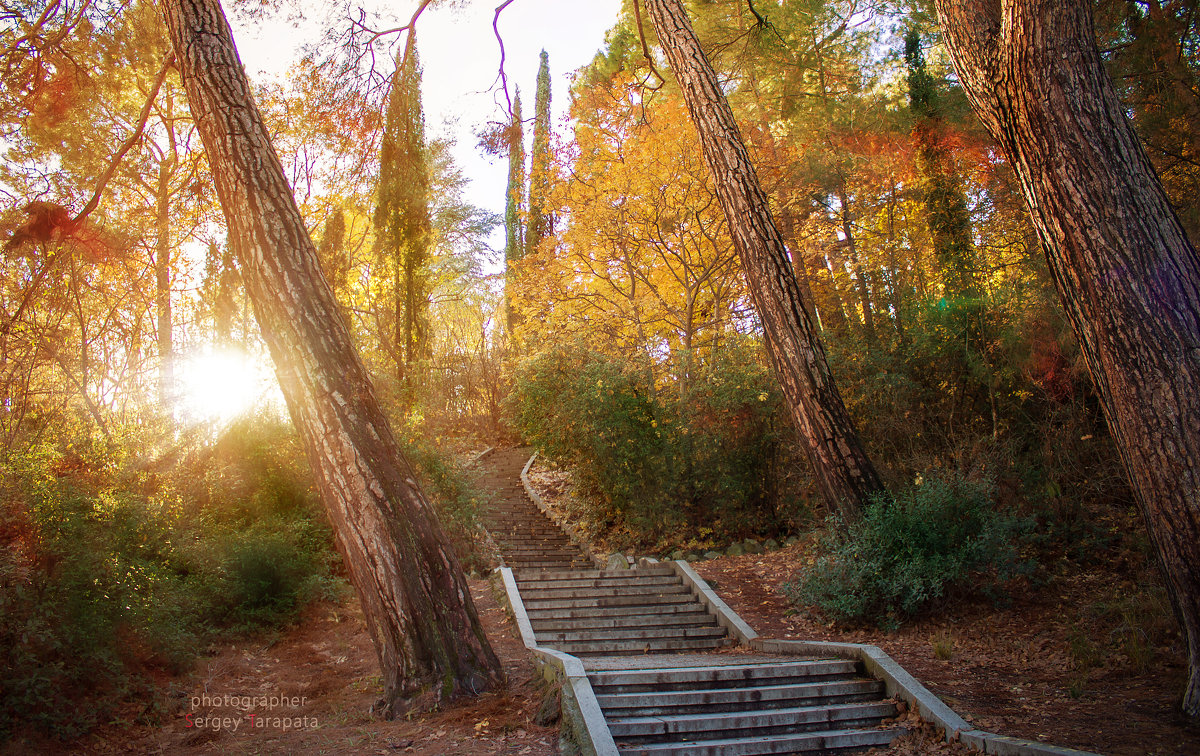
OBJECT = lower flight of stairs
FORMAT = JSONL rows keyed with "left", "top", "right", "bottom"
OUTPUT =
{"left": 590, "top": 659, "right": 903, "bottom": 755}
{"left": 514, "top": 565, "right": 732, "bottom": 656}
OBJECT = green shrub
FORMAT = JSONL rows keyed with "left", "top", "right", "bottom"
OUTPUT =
{"left": 509, "top": 341, "right": 807, "bottom": 548}
{"left": 510, "top": 342, "right": 666, "bottom": 532}
{"left": 787, "top": 475, "right": 1033, "bottom": 629}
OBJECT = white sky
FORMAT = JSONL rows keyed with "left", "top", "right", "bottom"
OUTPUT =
{"left": 230, "top": 0, "right": 623, "bottom": 251}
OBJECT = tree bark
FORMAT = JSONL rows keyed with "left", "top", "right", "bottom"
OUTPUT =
{"left": 159, "top": 0, "right": 501, "bottom": 713}
{"left": 934, "top": 0, "right": 1200, "bottom": 719}
{"left": 644, "top": 0, "right": 885, "bottom": 516}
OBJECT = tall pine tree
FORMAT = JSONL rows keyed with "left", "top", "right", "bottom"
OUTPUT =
{"left": 160, "top": 0, "right": 502, "bottom": 712}
{"left": 526, "top": 51, "right": 552, "bottom": 259}
{"left": 375, "top": 35, "right": 432, "bottom": 398}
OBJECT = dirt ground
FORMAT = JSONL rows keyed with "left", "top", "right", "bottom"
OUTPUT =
{"left": 692, "top": 542, "right": 1200, "bottom": 756}
{"left": 22, "top": 579, "right": 559, "bottom": 756}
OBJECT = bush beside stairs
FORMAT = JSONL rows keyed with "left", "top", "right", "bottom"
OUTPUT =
{"left": 479, "top": 447, "right": 906, "bottom": 755}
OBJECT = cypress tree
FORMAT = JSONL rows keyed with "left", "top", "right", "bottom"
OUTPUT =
{"left": 526, "top": 51, "right": 552, "bottom": 259}
{"left": 375, "top": 35, "right": 432, "bottom": 396}
{"left": 504, "top": 91, "right": 524, "bottom": 332}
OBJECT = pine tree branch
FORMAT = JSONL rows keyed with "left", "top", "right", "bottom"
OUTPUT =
{"left": 633, "top": 0, "right": 667, "bottom": 92}
{"left": 74, "top": 50, "right": 175, "bottom": 224}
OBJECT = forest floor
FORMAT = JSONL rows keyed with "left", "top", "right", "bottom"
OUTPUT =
{"left": 17, "top": 451, "right": 1197, "bottom": 756}
{"left": 23, "top": 579, "right": 560, "bottom": 756}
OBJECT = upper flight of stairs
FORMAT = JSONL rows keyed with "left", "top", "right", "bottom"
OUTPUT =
{"left": 478, "top": 447, "right": 593, "bottom": 571}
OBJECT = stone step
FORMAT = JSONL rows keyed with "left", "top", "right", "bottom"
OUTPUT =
{"left": 498, "top": 546, "right": 583, "bottom": 556}
{"left": 589, "top": 660, "right": 860, "bottom": 693}
{"left": 547, "top": 636, "right": 732, "bottom": 656}
{"left": 595, "top": 680, "right": 887, "bottom": 716}
{"left": 503, "top": 557, "right": 589, "bottom": 567}
{"left": 494, "top": 537, "right": 578, "bottom": 547}
{"left": 504, "top": 560, "right": 587, "bottom": 569}
{"left": 608, "top": 701, "right": 898, "bottom": 740}
{"left": 519, "top": 594, "right": 701, "bottom": 611}
{"left": 499, "top": 546, "right": 580, "bottom": 554}
{"left": 493, "top": 525, "right": 560, "bottom": 530}
{"left": 536, "top": 626, "right": 728, "bottom": 644}
{"left": 517, "top": 575, "right": 681, "bottom": 590}
{"left": 520, "top": 584, "right": 692, "bottom": 601}
{"left": 614, "top": 727, "right": 905, "bottom": 756}
{"left": 489, "top": 528, "right": 571, "bottom": 536}
{"left": 529, "top": 611, "right": 716, "bottom": 632}
{"left": 515, "top": 565, "right": 676, "bottom": 581}
{"left": 524, "top": 603, "right": 711, "bottom": 620}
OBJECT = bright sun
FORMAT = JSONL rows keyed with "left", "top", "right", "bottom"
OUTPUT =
{"left": 177, "top": 348, "right": 272, "bottom": 424}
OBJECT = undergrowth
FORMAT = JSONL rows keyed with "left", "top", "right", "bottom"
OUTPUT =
{"left": 0, "top": 411, "right": 482, "bottom": 742}
{"left": 786, "top": 475, "right": 1035, "bottom": 630}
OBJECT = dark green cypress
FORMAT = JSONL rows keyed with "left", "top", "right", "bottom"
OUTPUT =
{"left": 504, "top": 91, "right": 524, "bottom": 332}
{"left": 317, "top": 208, "right": 348, "bottom": 299}
{"left": 526, "top": 51, "right": 552, "bottom": 259}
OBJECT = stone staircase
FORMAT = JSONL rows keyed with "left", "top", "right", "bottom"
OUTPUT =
{"left": 478, "top": 448, "right": 904, "bottom": 754}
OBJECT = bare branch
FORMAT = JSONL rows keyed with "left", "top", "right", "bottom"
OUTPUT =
{"left": 350, "top": 0, "right": 434, "bottom": 76}
{"left": 746, "top": 0, "right": 786, "bottom": 45}
{"left": 492, "top": 0, "right": 518, "bottom": 115}
{"left": 632, "top": 0, "right": 667, "bottom": 92}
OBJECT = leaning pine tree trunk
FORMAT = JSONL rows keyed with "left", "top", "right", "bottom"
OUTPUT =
{"left": 159, "top": 0, "right": 501, "bottom": 713}
{"left": 642, "top": 0, "right": 885, "bottom": 517}
{"left": 934, "top": 0, "right": 1200, "bottom": 720}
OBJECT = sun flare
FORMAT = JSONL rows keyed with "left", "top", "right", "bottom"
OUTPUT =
{"left": 177, "top": 348, "right": 271, "bottom": 424}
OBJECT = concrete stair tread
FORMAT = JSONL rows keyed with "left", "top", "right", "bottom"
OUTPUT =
{"left": 536, "top": 626, "right": 728, "bottom": 642}
{"left": 589, "top": 660, "right": 860, "bottom": 690}
{"left": 607, "top": 701, "right": 899, "bottom": 737}
{"left": 614, "top": 726, "right": 906, "bottom": 756}
{"left": 596, "top": 679, "right": 886, "bottom": 712}
{"left": 529, "top": 613, "right": 717, "bottom": 632}
{"left": 522, "top": 585, "right": 693, "bottom": 600}
{"left": 515, "top": 566, "right": 676, "bottom": 580}
{"left": 552, "top": 637, "right": 733, "bottom": 655}
{"left": 525, "top": 604, "right": 711, "bottom": 620}
{"left": 522, "top": 593, "right": 701, "bottom": 607}
{"left": 517, "top": 575, "right": 681, "bottom": 590}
